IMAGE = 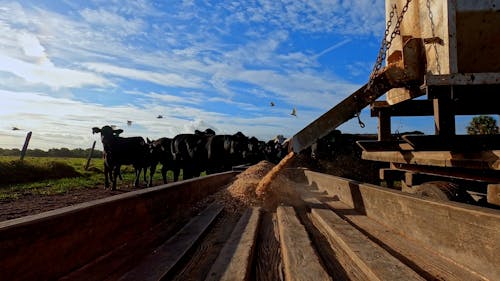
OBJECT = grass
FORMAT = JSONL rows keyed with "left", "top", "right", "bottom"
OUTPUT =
{"left": 0, "top": 156, "right": 179, "bottom": 200}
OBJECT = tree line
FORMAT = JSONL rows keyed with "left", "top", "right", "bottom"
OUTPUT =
{"left": 0, "top": 147, "right": 103, "bottom": 158}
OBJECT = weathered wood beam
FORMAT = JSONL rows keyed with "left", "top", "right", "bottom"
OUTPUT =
{"left": 433, "top": 97, "right": 455, "bottom": 136}
{"left": 277, "top": 206, "right": 332, "bottom": 281}
{"left": 377, "top": 111, "right": 391, "bottom": 141}
{"left": 425, "top": 73, "right": 500, "bottom": 86}
{"left": 372, "top": 98, "right": 500, "bottom": 117}
{"left": 361, "top": 150, "right": 500, "bottom": 170}
{"left": 356, "top": 140, "right": 413, "bottom": 152}
{"left": 402, "top": 134, "right": 500, "bottom": 151}
{"left": 487, "top": 184, "right": 500, "bottom": 206}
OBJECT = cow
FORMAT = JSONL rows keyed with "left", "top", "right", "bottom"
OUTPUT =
{"left": 92, "top": 125, "right": 149, "bottom": 190}
{"left": 246, "top": 136, "right": 265, "bottom": 165}
{"left": 205, "top": 131, "right": 250, "bottom": 174}
{"left": 171, "top": 129, "right": 214, "bottom": 180}
{"left": 147, "top": 137, "right": 179, "bottom": 186}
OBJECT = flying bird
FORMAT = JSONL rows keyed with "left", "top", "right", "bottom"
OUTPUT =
{"left": 270, "top": 101, "right": 275, "bottom": 107}
{"left": 291, "top": 107, "right": 297, "bottom": 117}
{"left": 157, "top": 115, "right": 163, "bottom": 119}
{"left": 12, "top": 127, "right": 20, "bottom": 131}
{"left": 127, "top": 120, "right": 132, "bottom": 126}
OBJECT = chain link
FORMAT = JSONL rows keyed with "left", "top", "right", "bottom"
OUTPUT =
{"left": 426, "top": 0, "right": 441, "bottom": 74}
{"left": 368, "top": 0, "right": 412, "bottom": 89}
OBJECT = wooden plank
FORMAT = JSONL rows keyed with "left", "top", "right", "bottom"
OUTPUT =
{"left": 205, "top": 207, "right": 261, "bottom": 281}
{"left": 277, "top": 206, "right": 332, "bottom": 281}
{"left": 61, "top": 218, "right": 186, "bottom": 281}
{"left": 310, "top": 206, "right": 424, "bottom": 281}
{"left": 361, "top": 150, "right": 500, "bottom": 170}
{"left": 433, "top": 97, "right": 455, "bottom": 136}
{"left": 402, "top": 134, "right": 500, "bottom": 151}
{"left": 253, "top": 212, "right": 282, "bottom": 281}
{"left": 379, "top": 168, "right": 405, "bottom": 182}
{"left": 356, "top": 140, "right": 413, "bottom": 152}
{"left": 425, "top": 73, "right": 500, "bottom": 86}
{"left": 119, "top": 203, "right": 224, "bottom": 281}
{"left": 377, "top": 111, "right": 391, "bottom": 141}
{"left": 298, "top": 195, "right": 370, "bottom": 281}
{"left": 371, "top": 98, "right": 500, "bottom": 117}
{"left": 487, "top": 184, "right": 500, "bottom": 206}
{"left": 390, "top": 162, "right": 500, "bottom": 183}
{"left": 318, "top": 198, "right": 485, "bottom": 281}
{"left": 300, "top": 170, "right": 500, "bottom": 281}
{"left": 372, "top": 100, "right": 433, "bottom": 116}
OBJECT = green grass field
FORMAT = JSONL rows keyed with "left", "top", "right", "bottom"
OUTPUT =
{"left": 0, "top": 156, "right": 177, "bottom": 200}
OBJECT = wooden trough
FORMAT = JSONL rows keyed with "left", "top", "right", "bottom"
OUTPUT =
{"left": 1, "top": 167, "right": 498, "bottom": 281}
{"left": 0, "top": 171, "right": 238, "bottom": 281}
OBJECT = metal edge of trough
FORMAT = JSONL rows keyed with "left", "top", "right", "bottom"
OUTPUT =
{"left": 0, "top": 171, "right": 239, "bottom": 281}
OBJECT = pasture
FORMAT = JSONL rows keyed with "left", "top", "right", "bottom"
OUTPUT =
{"left": 0, "top": 156, "right": 178, "bottom": 201}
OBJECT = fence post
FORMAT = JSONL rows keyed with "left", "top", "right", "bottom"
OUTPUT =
{"left": 20, "top": 131, "right": 32, "bottom": 161}
{"left": 85, "top": 141, "right": 96, "bottom": 171}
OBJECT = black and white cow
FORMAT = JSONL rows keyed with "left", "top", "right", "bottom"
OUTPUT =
{"left": 92, "top": 125, "right": 149, "bottom": 190}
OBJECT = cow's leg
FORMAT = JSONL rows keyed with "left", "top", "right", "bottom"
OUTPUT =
{"left": 149, "top": 163, "right": 157, "bottom": 187}
{"left": 173, "top": 167, "right": 180, "bottom": 182}
{"left": 183, "top": 168, "right": 191, "bottom": 180}
{"left": 133, "top": 166, "right": 140, "bottom": 188}
{"left": 104, "top": 164, "right": 110, "bottom": 189}
{"left": 143, "top": 166, "right": 149, "bottom": 187}
{"left": 161, "top": 165, "right": 168, "bottom": 184}
{"left": 112, "top": 166, "right": 119, "bottom": 191}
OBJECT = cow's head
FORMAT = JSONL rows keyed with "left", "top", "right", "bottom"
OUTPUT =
{"left": 92, "top": 126, "right": 123, "bottom": 147}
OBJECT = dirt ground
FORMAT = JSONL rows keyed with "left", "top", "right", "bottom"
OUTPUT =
{"left": 0, "top": 187, "right": 134, "bottom": 222}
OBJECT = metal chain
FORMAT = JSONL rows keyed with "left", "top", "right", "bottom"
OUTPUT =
{"left": 357, "top": 0, "right": 412, "bottom": 129}
{"left": 426, "top": 0, "right": 441, "bottom": 74}
{"left": 369, "top": 4, "right": 396, "bottom": 84}
{"left": 368, "top": 0, "right": 412, "bottom": 89}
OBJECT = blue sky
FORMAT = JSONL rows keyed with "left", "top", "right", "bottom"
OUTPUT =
{"left": 0, "top": 0, "right": 480, "bottom": 150}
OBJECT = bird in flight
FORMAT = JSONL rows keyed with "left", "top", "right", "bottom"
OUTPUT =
{"left": 270, "top": 101, "right": 275, "bottom": 107}
{"left": 12, "top": 127, "right": 20, "bottom": 131}
{"left": 291, "top": 107, "right": 297, "bottom": 117}
{"left": 127, "top": 120, "right": 132, "bottom": 126}
{"left": 157, "top": 115, "right": 163, "bottom": 119}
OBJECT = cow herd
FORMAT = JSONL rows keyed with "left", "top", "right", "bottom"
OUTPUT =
{"left": 92, "top": 125, "right": 289, "bottom": 190}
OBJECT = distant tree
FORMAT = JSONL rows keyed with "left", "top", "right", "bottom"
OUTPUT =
{"left": 466, "top": 115, "right": 499, "bottom": 135}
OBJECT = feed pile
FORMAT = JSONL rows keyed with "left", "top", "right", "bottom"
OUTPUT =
{"left": 197, "top": 157, "right": 301, "bottom": 213}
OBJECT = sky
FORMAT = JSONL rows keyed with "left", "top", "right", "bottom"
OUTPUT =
{"left": 0, "top": 0, "right": 484, "bottom": 150}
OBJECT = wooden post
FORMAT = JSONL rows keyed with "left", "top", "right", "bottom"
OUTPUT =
{"left": 84, "top": 141, "right": 96, "bottom": 171}
{"left": 433, "top": 97, "right": 455, "bottom": 136}
{"left": 378, "top": 111, "right": 392, "bottom": 141}
{"left": 20, "top": 131, "right": 32, "bottom": 161}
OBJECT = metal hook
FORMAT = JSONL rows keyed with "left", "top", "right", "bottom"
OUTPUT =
{"left": 355, "top": 112, "right": 365, "bottom": 128}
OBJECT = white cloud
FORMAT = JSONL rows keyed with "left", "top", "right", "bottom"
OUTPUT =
{"left": 79, "top": 8, "right": 145, "bottom": 36}
{"left": 83, "top": 62, "right": 204, "bottom": 89}
{"left": 18, "top": 32, "right": 46, "bottom": 58}
{"left": 0, "top": 54, "right": 111, "bottom": 89}
{"left": 216, "top": 0, "right": 384, "bottom": 35}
